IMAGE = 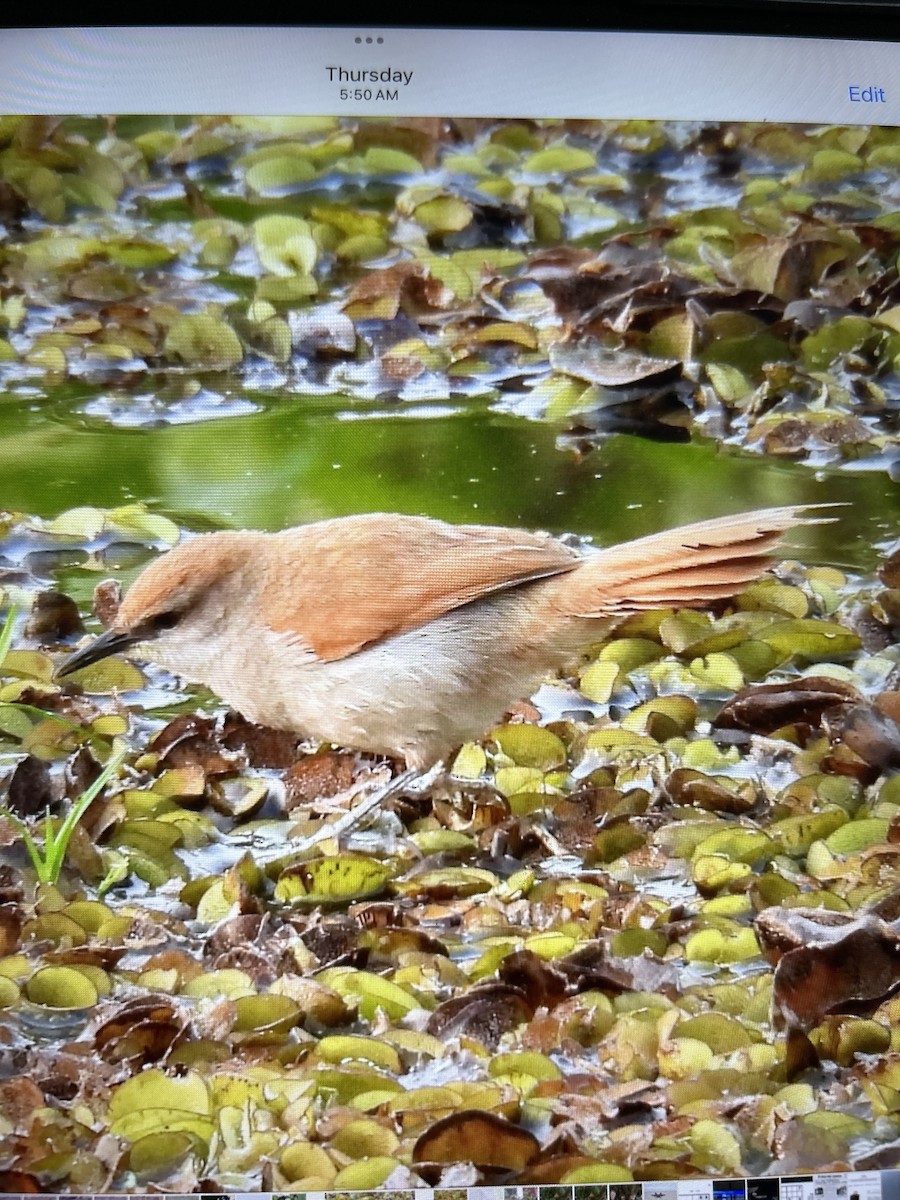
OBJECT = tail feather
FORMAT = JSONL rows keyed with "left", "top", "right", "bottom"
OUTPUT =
{"left": 618, "top": 560, "right": 775, "bottom": 609}
{"left": 554, "top": 505, "right": 832, "bottom": 618}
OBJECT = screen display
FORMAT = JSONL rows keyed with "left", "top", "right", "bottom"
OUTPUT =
{"left": 1, "top": 21, "right": 900, "bottom": 1200}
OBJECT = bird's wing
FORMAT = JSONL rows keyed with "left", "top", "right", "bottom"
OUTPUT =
{"left": 263, "top": 513, "right": 581, "bottom": 661}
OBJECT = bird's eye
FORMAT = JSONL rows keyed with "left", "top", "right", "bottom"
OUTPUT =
{"left": 149, "top": 610, "right": 181, "bottom": 631}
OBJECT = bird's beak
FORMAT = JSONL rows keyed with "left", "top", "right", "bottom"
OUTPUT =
{"left": 55, "top": 628, "right": 142, "bottom": 679}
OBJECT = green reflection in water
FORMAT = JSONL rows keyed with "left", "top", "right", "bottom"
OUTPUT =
{"left": 0, "top": 388, "right": 896, "bottom": 570}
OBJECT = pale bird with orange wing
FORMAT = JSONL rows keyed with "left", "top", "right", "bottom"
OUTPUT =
{"left": 58, "top": 507, "right": 823, "bottom": 777}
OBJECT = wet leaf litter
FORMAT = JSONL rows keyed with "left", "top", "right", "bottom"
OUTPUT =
{"left": 1, "top": 116, "right": 900, "bottom": 1189}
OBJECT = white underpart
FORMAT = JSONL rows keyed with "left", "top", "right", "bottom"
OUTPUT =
{"left": 142, "top": 589, "right": 597, "bottom": 769}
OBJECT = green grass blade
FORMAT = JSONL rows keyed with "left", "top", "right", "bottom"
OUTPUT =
{"left": 0, "top": 605, "right": 17, "bottom": 669}
{"left": 48, "top": 743, "right": 128, "bottom": 882}
{"left": 42, "top": 812, "right": 61, "bottom": 883}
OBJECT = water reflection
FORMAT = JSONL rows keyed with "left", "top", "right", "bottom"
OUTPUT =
{"left": 0, "top": 387, "right": 895, "bottom": 570}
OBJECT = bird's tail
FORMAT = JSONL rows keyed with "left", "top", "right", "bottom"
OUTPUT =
{"left": 549, "top": 505, "right": 834, "bottom": 619}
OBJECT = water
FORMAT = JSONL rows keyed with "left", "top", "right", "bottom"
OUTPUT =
{"left": 0, "top": 383, "right": 893, "bottom": 573}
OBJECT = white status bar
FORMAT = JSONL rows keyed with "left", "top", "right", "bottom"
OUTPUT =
{"left": 0, "top": 25, "right": 897, "bottom": 124}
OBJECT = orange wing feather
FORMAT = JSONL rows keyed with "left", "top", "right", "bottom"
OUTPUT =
{"left": 262, "top": 513, "right": 581, "bottom": 661}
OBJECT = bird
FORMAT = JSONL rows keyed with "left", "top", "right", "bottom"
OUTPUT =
{"left": 58, "top": 506, "right": 821, "bottom": 774}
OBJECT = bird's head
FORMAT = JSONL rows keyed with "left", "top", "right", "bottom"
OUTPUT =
{"left": 56, "top": 531, "right": 254, "bottom": 679}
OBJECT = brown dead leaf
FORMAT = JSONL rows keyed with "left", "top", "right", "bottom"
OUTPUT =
{"left": 756, "top": 905, "right": 900, "bottom": 1030}
{"left": 93, "top": 997, "right": 188, "bottom": 1067}
{"left": 299, "top": 917, "right": 368, "bottom": 970}
{"left": 498, "top": 948, "right": 569, "bottom": 1011}
{"left": 0, "top": 1077, "right": 44, "bottom": 1130}
{"left": 15, "top": 686, "right": 101, "bottom": 729}
{"left": 731, "top": 235, "right": 851, "bottom": 303}
{"left": 363, "top": 924, "right": 450, "bottom": 960}
{"left": 47, "top": 943, "right": 127, "bottom": 971}
{"left": 65, "top": 745, "right": 102, "bottom": 805}
{"left": 221, "top": 711, "right": 301, "bottom": 768}
{"left": 0, "top": 180, "right": 26, "bottom": 229}
{"left": 0, "top": 1171, "right": 41, "bottom": 1192}
{"left": 427, "top": 984, "right": 533, "bottom": 1048}
{"left": 748, "top": 412, "right": 875, "bottom": 458}
{"left": 413, "top": 1110, "right": 540, "bottom": 1169}
{"left": 855, "top": 1138, "right": 900, "bottom": 1169}
{"left": 344, "top": 261, "right": 453, "bottom": 321}
{"left": 6, "top": 754, "right": 56, "bottom": 818}
{"left": 840, "top": 702, "right": 900, "bottom": 767}
{"left": 0, "top": 902, "right": 21, "bottom": 955}
{"left": 205, "top": 914, "right": 275, "bottom": 982}
{"left": 211, "top": 944, "right": 276, "bottom": 982}
{"left": 152, "top": 712, "right": 238, "bottom": 776}
{"left": 92, "top": 578, "right": 122, "bottom": 628}
{"left": 24, "top": 1043, "right": 120, "bottom": 1104}
{"left": 352, "top": 121, "right": 439, "bottom": 167}
{"left": 714, "top": 675, "right": 861, "bottom": 734}
{"left": 25, "top": 590, "right": 83, "bottom": 641}
{"left": 519, "top": 1155, "right": 600, "bottom": 1184}
{"left": 136, "top": 950, "right": 198, "bottom": 983}
{"left": 0, "top": 864, "right": 22, "bottom": 904}
{"left": 556, "top": 939, "right": 679, "bottom": 998}
{"left": 528, "top": 247, "right": 648, "bottom": 325}
{"left": 665, "top": 767, "right": 757, "bottom": 814}
{"left": 880, "top": 548, "right": 900, "bottom": 589}
{"left": 204, "top": 912, "right": 265, "bottom": 959}
{"left": 284, "top": 751, "right": 356, "bottom": 811}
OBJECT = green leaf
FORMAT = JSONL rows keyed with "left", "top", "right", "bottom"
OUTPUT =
{"left": 25, "top": 965, "right": 98, "bottom": 1009}
{"left": 491, "top": 723, "right": 567, "bottom": 769}
{"left": 524, "top": 146, "right": 596, "bottom": 173}
{"left": 246, "top": 156, "right": 318, "bottom": 191}
{"left": 361, "top": 147, "right": 423, "bottom": 174}
{"left": 758, "top": 619, "right": 861, "bottom": 662}
{"left": 63, "top": 656, "right": 144, "bottom": 694}
{"left": 275, "top": 856, "right": 391, "bottom": 905}
{"left": 253, "top": 214, "right": 318, "bottom": 276}
{"left": 163, "top": 313, "right": 243, "bottom": 369}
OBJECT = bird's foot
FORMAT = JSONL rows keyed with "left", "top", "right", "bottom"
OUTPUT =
{"left": 280, "top": 763, "right": 438, "bottom": 857}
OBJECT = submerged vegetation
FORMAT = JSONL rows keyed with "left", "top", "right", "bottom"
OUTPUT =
{"left": 0, "top": 115, "right": 900, "bottom": 1190}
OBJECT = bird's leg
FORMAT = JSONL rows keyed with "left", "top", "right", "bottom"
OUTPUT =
{"left": 285, "top": 761, "right": 442, "bottom": 856}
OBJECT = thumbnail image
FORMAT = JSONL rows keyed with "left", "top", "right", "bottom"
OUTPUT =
{"left": 1, "top": 111, "right": 900, "bottom": 1194}
{"left": 572, "top": 1188, "right": 608, "bottom": 1200}
{"left": 644, "top": 1185, "right": 677, "bottom": 1200}
{"left": 780, "top": 1180, "right": 816, "bottom": 1200}
{"left": 812, "top": 1173, "right": 885, "bottom": 1200}
{"left": 609, "top": 1187, "right": 642, "bottom": 1200}
{"left": 748, "top": 1183, "right": 780, "bottom": 1200}
{"left": 714, "top": 1183, "right": 746, "bottom": 1200}
{"left": 676, "top": 1185, "right": 713, "bottom": 1200}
